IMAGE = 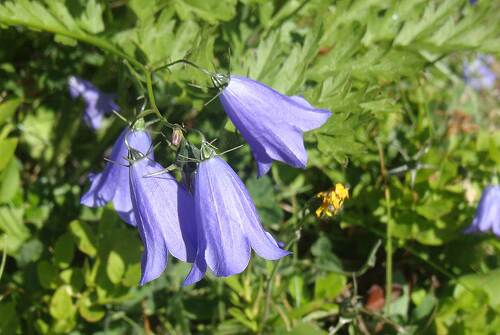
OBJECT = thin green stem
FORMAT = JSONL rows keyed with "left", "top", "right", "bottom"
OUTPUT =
{"left": 384, "top": 187, "right": 393, "bottom": 316}
{"left": 0, "top": 242, "right": 6, "bottom": 283}
{"left": 152, "top": 59, "right": 213, "bottom": 76}
{"left": 144, "top": 70, "right": 161, "bottom": 118}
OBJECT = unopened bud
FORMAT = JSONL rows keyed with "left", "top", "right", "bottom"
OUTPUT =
{"left": 171, "top": 127, "right": 184, "bottom": 147}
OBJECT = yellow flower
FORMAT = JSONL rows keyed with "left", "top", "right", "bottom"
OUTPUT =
{"left": 315, "top": 183, "right": 349, "bottom": 218}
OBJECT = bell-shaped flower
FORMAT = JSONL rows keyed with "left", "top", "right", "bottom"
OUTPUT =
{"left": 129, "top": 156, "right": 197, "bottom": 285}
{"left": 68, "top": 76, "right": 119, "bottom": 130}
{"left": 184, "top": 155, "right": 289, "bottom": 286}
{"left": 465, "top": 185, "right": 500, "bottom": 237}
{"left": 81, "top": 128, "right": 152, "bottom": 226}
{"left": 218, "top": 75, "right": 331, "bottom": 176}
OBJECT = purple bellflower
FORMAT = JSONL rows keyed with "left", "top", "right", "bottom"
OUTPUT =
{"left": 81, "top": 128, "right": 152, "bottom": 226}
{"left": 68, "top": 76, "right": 119, "bottom": 130}
{"left": 129, "top": 153, "right": 197, "bottom": 285}
{"left": 218, "top": 75, "right": 331, "bottom": 176}
{"left": 463, "top": 56, "right": 496, "bottom": 91}
{"left": 184, "top": 154, "right": 289, "bottom": 286}
{"left": 465, "top": 185, "right": 500, "bottom": 237}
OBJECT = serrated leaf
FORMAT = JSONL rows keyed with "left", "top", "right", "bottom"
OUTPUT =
{"left": 173, "top": 0, "right": 237, "bottom": 24}
{"left": 78, "top": 0, "right": 105, "bottom": 34}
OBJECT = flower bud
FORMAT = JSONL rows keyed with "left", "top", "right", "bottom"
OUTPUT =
{"left": 171, "top": 127, "right": 184, "bottom": 147}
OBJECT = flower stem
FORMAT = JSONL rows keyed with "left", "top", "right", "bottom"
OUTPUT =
{"left": 144, "top": 70, "right": 162, "bottom": 119}
{"left": 0, "top": 241, "right": 6, "bottom": 283}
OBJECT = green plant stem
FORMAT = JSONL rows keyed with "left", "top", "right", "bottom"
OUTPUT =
{"left": 144, "top": 70, "right": 161, "bottom": 119}
{"left": 0, "top": 243, "right": 7, "bottom": 283}
{"left": 384, "top": 187, "right": 393, "bottom": 316}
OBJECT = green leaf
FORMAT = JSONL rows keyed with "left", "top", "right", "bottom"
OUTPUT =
{"left": 227, "top": 307, "right": 257, "bottom": 332}
{"left": 106, "top": 250, "right": 125, "bottom": 284}
{"left": 316, "top": 113, "right": 367, "bottom": 165}
{"left": 0, "top": 205, "right": 29, "bottom": 254}
{"left": 37, "top": 260, "right": 59, "bottom": 289}
{"left": 69, "top": 220, "right": 97, "bottom": 257}
{"left": 314, "top": 273, "right": 346, "bottom": 301}
{"left": 173, "top": 0, "right": 237, "bottom": 24}
{"left": 78, "top": 293, "right": 105, "bottom": 323}
{"left": 78, "top": 0, "right": 105, "bottom": 34}
{"left": 128, "top": 0, "right": 160, "bottom": 21}
{"left": 0, "top": 98, "right": 21, "bottom": 125}
{"left": 288, "top": 275, "right": 306, "bottom": 307}
{"left": 60, "top": 268, "right": 85, "bottom": 292}
{"left": 311, "top": 234, "right": 343, "bottom": 273}
{"left": 20, "top": 106, "right": 54, "bottom": 161}
{"left": 0, "top": 158, "right": 20, "bottom": 203}
{"left": 416, "top": 197, "right": 454, "bottom": 221}
{"left": 49, "top": 285, "right": 76, "bottom": 320}
{"left": 284, "top": 322, "right": 328, "bottom": 335}
{"left": 54, "top": 233, "right": 75, "bottom": 269}
{"left": 457, "top": 268, "right": 500, "bottom": 307}
{"left": 0, "top": 302, "right": 19, "bottom": 335}
{"left": 246, "top": 176, "right": 283, "bottom": 225}
{"left": 0, "top": 138, "right": 17, "bottom": 172}
{"left": 16, "top": 238, "right": 43, "bottom": 266}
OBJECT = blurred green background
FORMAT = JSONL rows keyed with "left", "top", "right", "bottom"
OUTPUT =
{"left": 0, "top": 0, "right": 499, "bottom": 334}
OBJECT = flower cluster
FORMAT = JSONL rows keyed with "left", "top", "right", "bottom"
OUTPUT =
{"left": 315, "top": 183, "right": 349, "bottom": 218}
{"left": 80, "top": 73, "right": 331, "bottom": 285}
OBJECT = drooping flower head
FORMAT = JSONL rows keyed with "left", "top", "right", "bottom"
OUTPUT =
{"left": 81, "top": 126, "right": 152, "bottom": 226}
{"left": 68, "top": 76, "right": 119, "bottom": 130}
{"left": 184, "top": 146, "right": 289, "bottom": 286}
{"left": 218, "top": 75, "right": 331, "bottom": 176}
{"left": 465, "top": 185, "right": 500, "bottom": 237}
{"left": 129, "top": 149, "right": 197, "bottom": 285}
{"left": 463, "top": 55, "right": 496, "bottom": 91}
